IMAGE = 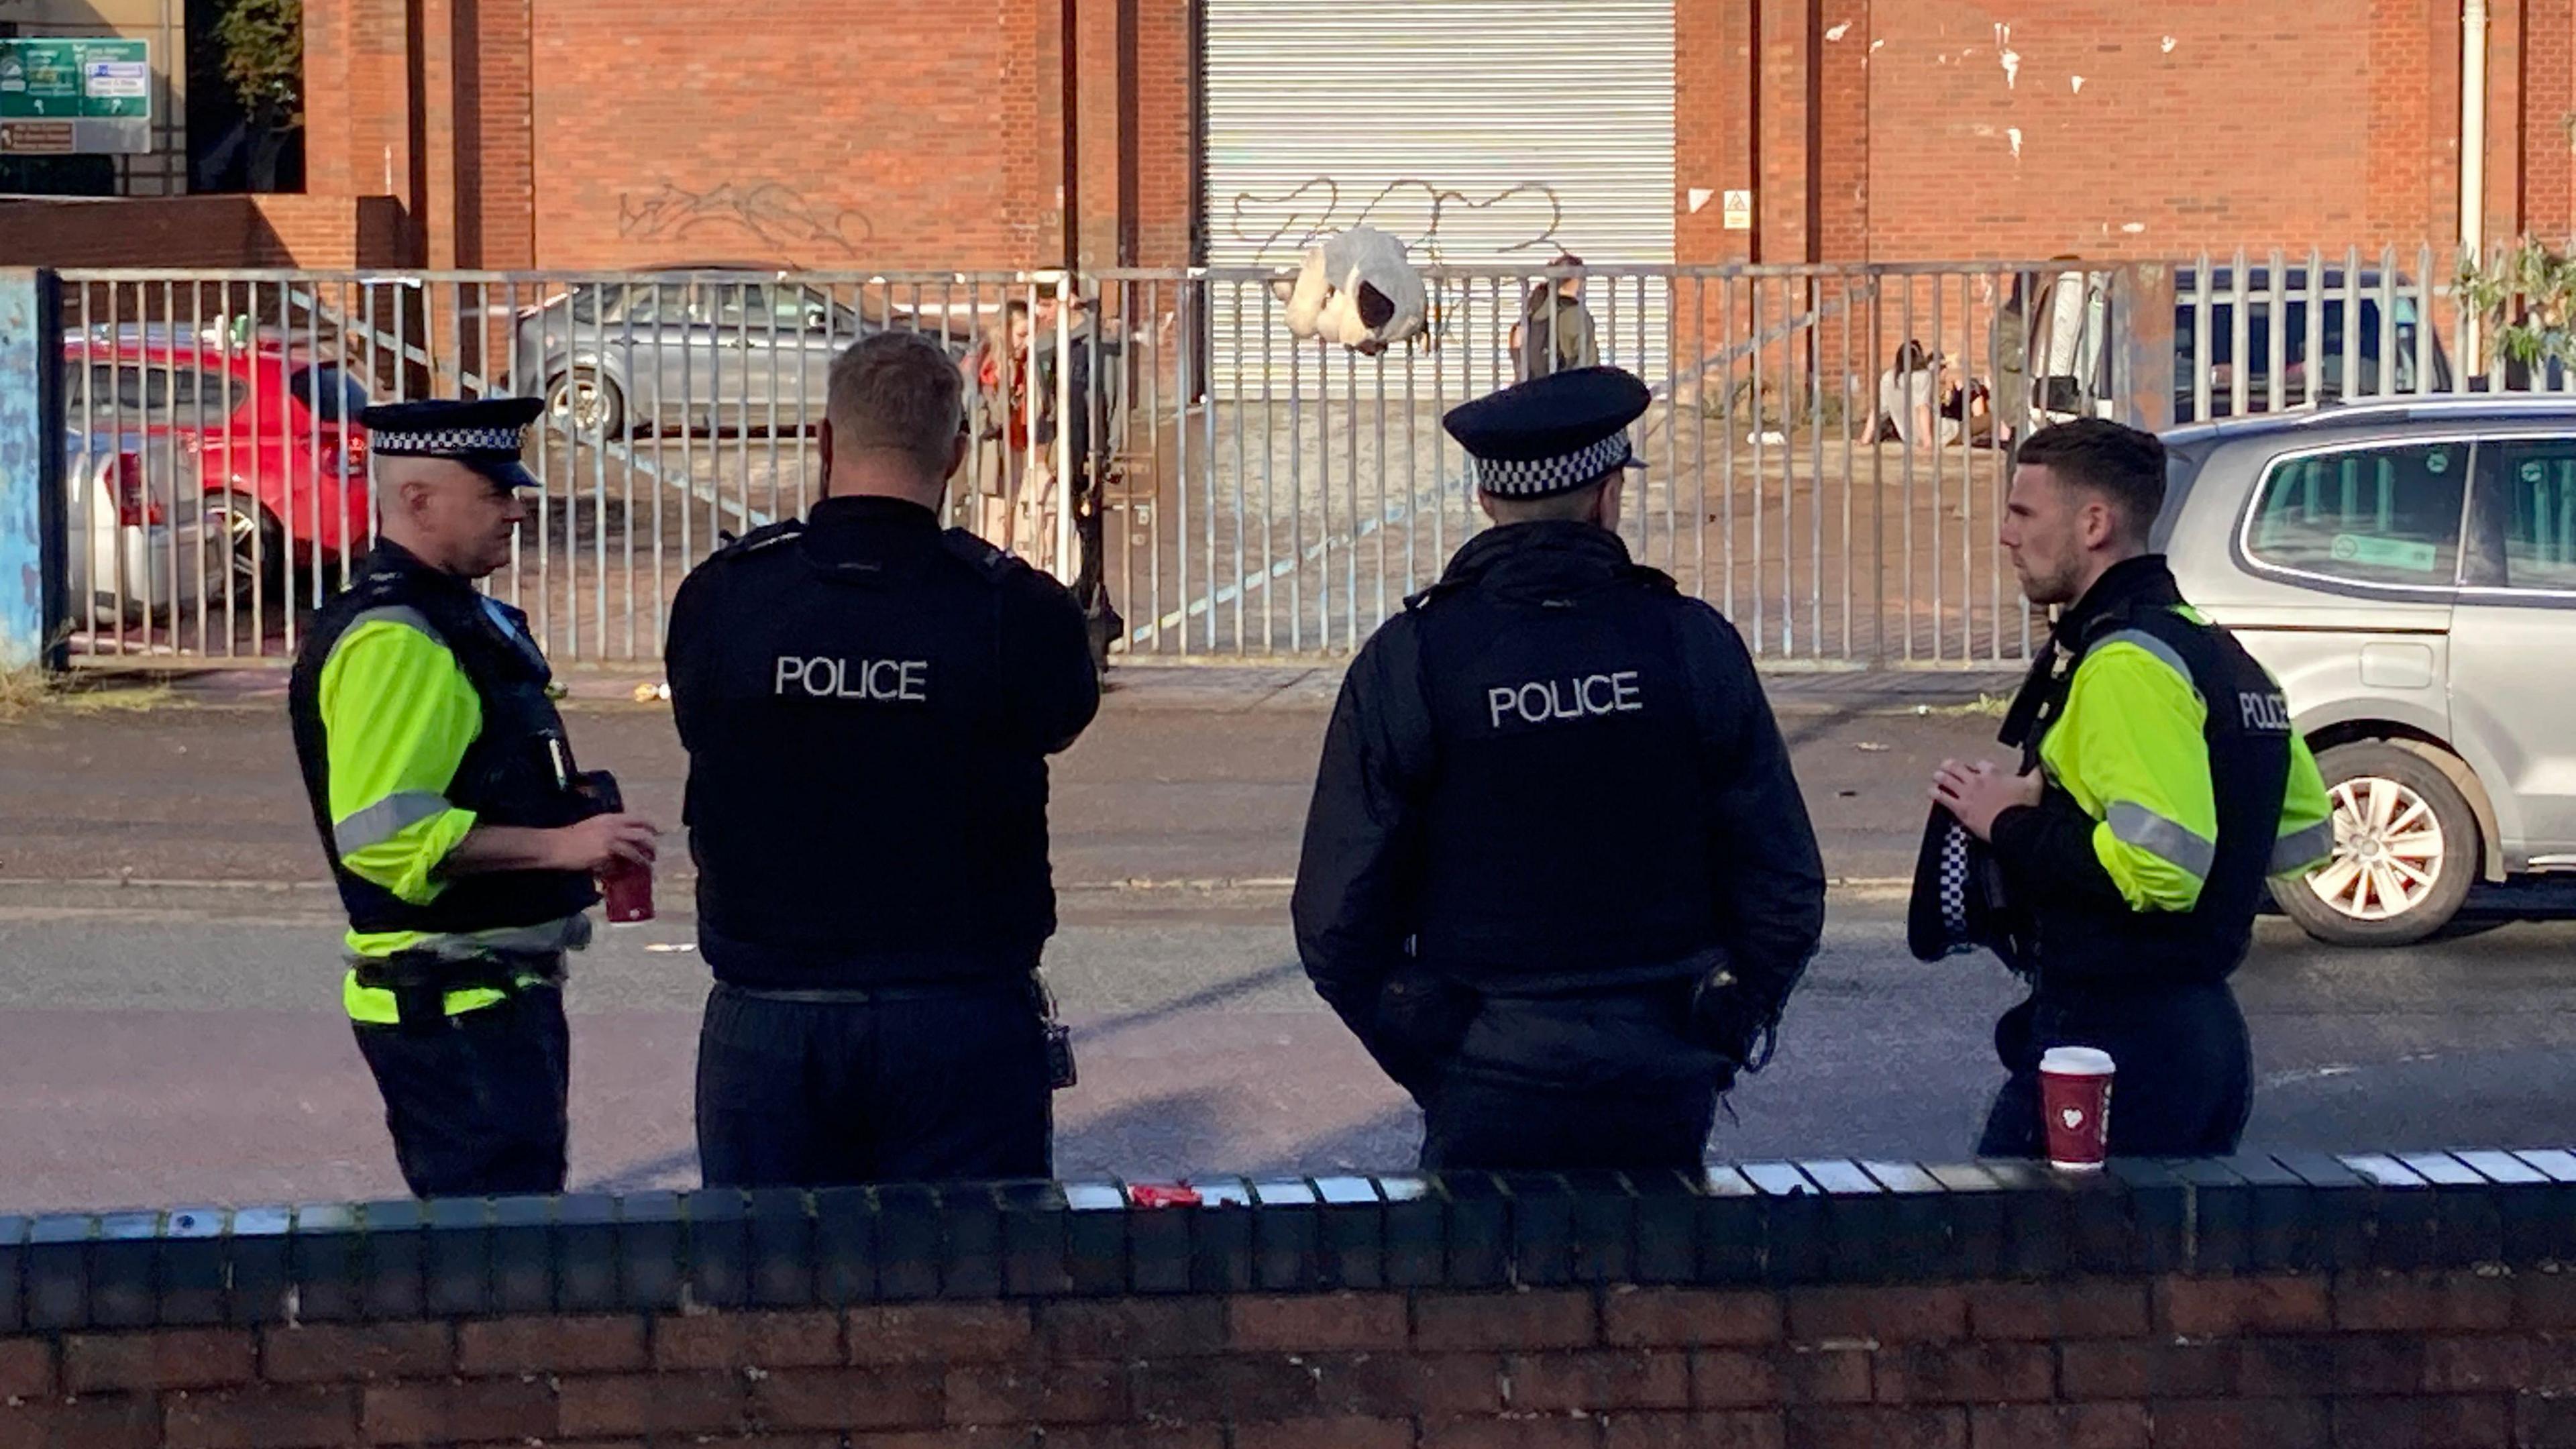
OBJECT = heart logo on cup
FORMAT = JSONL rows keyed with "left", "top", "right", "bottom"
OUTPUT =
{"left": 2059, "top": 1108, "right": 2085, "bottom": 1130}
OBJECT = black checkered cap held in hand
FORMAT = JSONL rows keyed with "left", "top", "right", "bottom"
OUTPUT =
{"left": 1442, "top": 366, "right": 1652, "bottom": 499}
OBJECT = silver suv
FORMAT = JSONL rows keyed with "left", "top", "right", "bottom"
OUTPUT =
{"left": 2159, "top": 396, "right": 2576, "bottom": 945}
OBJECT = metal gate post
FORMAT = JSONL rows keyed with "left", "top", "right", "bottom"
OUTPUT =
{"left": 0, "top": 268, "right": 66, "bottom": 674}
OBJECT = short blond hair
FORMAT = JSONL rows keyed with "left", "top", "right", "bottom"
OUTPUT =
{"left": 826, "top": 331, "right": 965, "bottom": 482}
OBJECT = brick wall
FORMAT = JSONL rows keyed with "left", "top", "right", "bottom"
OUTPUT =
{"left": 0, "top": 197, "right": 412, "bottom": 268}
{"left": 1, "top": 1152, "right": 2573, "bottom": 1446}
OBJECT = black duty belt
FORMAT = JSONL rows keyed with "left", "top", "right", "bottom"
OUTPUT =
{"left": 355, "top": 950, "right": 566, "bottom": 1034}
{"left": 713, "top": 976, "right": 1032, "bottom": 1006}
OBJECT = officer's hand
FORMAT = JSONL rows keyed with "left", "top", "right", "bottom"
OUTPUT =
{"left": 553, "top": 813, "right": 661, "bottom": 873}
{"left": 1931, "top": 759, "right": 2043, "bottom": 841}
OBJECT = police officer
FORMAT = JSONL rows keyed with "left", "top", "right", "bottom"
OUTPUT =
{"left": 288, "top": 397, "right": 659, "bottom": 1197}
{"left": 665, "top": 329, "right": 1099, "bottom": 1187}
{"left": 1932, "top": 418, "right": 2333, "bottom": 1157}
{"left": 1291, "top": 367, "right": 1827, "bottom": 1171}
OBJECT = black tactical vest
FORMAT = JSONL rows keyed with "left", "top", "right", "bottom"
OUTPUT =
{"left": 666, "top": 506, "right": 1057, "bottom": 989}
{"left": 287, "top": 542, "right": 599, "bottom": 939}
{"left": 1405, "top": 527, "right": 1722, "bottom": 990}
{"left": 2004, "top": 564, "right": 2294, "bottom": 989}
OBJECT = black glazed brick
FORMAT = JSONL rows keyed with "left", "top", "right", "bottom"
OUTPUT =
{"left": 0, "top": 1216, "right": 27, "bottom": 1334}
{"left": 2402, "top": 1153, "right": 2504, "bottom": 1265}
{"left": 1697, "top": 1167, "right": 1764, "bottom": 1285}
{"left": 1858, "top": 1163, "right": 1951, "bottom": 1281}
{"left": 2342, "top": 1154, "right": 2438, "bottom": 1271}
{"left": 1564, "top": 1171, "right": 1636, "bottom": 1285}
{"left": 996, "top": 1180, "right": 1071, "bottom": 1296}
{"left": 25, "top": 1215, "right": 91, "bottom": 1331}
{"left": 747, "top": 1189, "right": 817, "bottom": 1307}
{"left": 813, "top": 1187, "right": 878, "bottom": 1305}
{"left": 2141, "top": 1159, "right": 2228, "bottom": 1274}
{"left": 938, "top": 1186, "right": 1004, "bottom": 1300}
{"left": 91, "top": 1212, "right": 160, "bottom": 1329}
{"left": 1123, "top": 1185, "right": 1193, "bottom": 1295}
{"left": 423, "top": 1197, "right": 493, "bottom": 1318}
{"left": 683, "top": 1188, "right": 752, "bottom": 1309}
{"left": 360, "top": 1199, "right": 428, "bottom": 1321}
{"left": 2454, "top": 1150, "right": 2557, "bottom": 1265}
{"left": 1977, "top": 1161, "right": 2070, "bottom": 1279}
{"left": 1921, "top": 1165, "right": 2007, "bottom": 1279}
{"left": 875, "top": 1184, "right": 942, "bottom": 1300}
{"left": 227, "top": 1208, "right": 293, "bottom": 1326}
{"left": 1740, "top": 1163, "right": 1824, "bottom": 1286}
{"left": 1189, "top": 1180, "right": 1256, "bottom": 1294}
{"left": 2212, "top": 1155, "right": 2309, "bottom": 1273}
{"left": 555, "top": 1194, "right": 620, "bottom": 1312}
{"left": 1380, "top": 1176, "right": 1446, "bottom": 1289}
{"left": 289, "top": 1203, "right": 364, "bottom": 1323}
{"left": 1629, "top": 1170, "right": 1701, "bottom": 1285}
{"left": 1440, "top": 1174, "right": 1509, "bottom": 1289}
{"left": 617, "top": 1191, "right": 685, "bottom": 1311}
{"left": 160, "top": 1207, "right": 229, "bottom": 1326}
{"left": 1799, "top": 1160, "right": 1890, "bottom": 1283}
{"left": 1502, "top": 1173, "right": 1574, "bottom": 1287}
{"left": 1248, "top": 1181, "right": 1320, "bottom": 1292}
{"left": 2271, "top": 1153, "right": 2372, "bottom": 1271}
{"left": 1063, "top": 1182, "right": 1128, "bottom": 1296}
{"left": 489, "top": 1195, "right": 555, "bottom": 1315}
{"left": 1314, "top": 1177, "right": 1387, "bottom": 1291}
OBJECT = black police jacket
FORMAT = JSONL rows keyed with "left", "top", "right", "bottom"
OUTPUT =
{"left": 1291, "top": 521, "right": 1827, "bottom": 1091}
{"left": 665, "top": 496, "right": 1100, "bottom": 989}
{"left": 288, "top": 540, "right": 600, "bottom": 938}
{"left": 1986, "top": 555, "right": 2294, "bottom": 994}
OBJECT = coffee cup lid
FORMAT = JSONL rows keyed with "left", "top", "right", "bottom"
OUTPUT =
{"left": 2040, "top": 1046, "right": 2116, "bottom": 1075}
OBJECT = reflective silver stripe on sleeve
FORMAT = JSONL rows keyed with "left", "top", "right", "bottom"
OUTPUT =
{"left": 332, "top": 791, "right": 456, "bottom": 855}
{"left": 415, "top": 915, "right": 595, "bottom": 961}
{"left": 2106, "top": 800, "right": 2217, "bottom": 881}
{"left": 2090, "top": 627, "right": 2196, "bottom": 692}
{"left": 335, "top": 604, "right": 447, "bottom": 651}
{"left": 2269, "top": 818, "right": 2336, "bottom": 876}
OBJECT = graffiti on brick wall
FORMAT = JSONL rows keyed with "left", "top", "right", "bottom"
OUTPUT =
{"left": 1224, "top": 178, "right": 1566, "bottom": 266}
{"left": 616, "top": 181, "right": 874, "bottom": 259}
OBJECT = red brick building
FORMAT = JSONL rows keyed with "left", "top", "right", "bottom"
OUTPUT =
{"left": 291, "top": 0, "right": 2570, "bottom": 274}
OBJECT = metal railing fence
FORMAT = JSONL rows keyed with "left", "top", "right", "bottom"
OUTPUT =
{"left": 46, "top": 251, "right": 2528, "bottom": 668}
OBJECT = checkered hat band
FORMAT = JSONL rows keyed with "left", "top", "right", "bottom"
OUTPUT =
{"left": 372, "top": 425, "right": 524, "bottom": 455}
{"left": 1470, "top": 432, "right": 1630, "bottom": 497}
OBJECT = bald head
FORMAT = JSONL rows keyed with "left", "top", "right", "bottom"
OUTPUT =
{"left": 820, "top": 330, "right": 969, "bottom": 503}
{"left": 376, "top": 454, "right": 527, "bottom": 578}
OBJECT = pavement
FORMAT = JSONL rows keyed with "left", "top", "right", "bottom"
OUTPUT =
{"left": 3, "top": 663, "right": 2572, "bottom": 1213}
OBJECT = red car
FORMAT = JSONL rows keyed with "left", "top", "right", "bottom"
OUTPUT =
{"left": 61, "top": 325, "right": 373, "bottom": 596}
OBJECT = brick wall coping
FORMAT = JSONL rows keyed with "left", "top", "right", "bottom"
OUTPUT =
{"left": 3, "top": 1150, "right": 2570, "bottom": 1332}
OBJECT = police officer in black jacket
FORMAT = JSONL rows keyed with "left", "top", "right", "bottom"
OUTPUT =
{"left": 1291, "top": 367, "right": 1827, "bottom": 1171}
{"left": 665, "top": 329, "right": 1101, "bottom": 1187}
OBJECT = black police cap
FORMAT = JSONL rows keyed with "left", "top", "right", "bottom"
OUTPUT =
{"left": 358, "top": 396, "right": 545, "bottom": 490}
{"left": 1440, "top": 366, "right": 1652, "bottom": 498}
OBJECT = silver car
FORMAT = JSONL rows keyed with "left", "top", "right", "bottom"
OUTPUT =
{"left": 2159, "top": 396, "right": 2576, "bottom": 945}
{"left": 65, "top": 432, "right": 212, "bottom": 627}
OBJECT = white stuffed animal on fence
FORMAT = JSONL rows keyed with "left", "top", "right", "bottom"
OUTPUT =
{"left": 1273, "top": 225, "right": 1428, "bottom": 356}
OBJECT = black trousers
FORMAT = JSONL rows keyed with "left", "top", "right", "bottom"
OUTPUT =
{"left": 1420, "top": 1071, "right": 1718, "bottom": 1172}
{"left": 1413, "top": 989, "right": 1727, "bottom": 1173}
{"left": 352, "top": 986, "right": 570, "bottom": 1198}
{"left": 1976, "top": 981, "right": 2254, "bottom": 1159}
{"left": 695, "top": 979, "right": 1052, "bottom": 1188}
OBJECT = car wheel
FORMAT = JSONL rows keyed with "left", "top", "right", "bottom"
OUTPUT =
{"left": 201, "top": 491, "right": 284, "bottom": 606}
{"left": 546, "top": 369, "right": 625, "bottom": 437}
{"left": 2271, "top": 741, "right": 2479, "bottom": 947}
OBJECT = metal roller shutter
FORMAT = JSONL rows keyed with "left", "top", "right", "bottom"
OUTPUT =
{"left": 1201, "top": 0, "right": 1676, "bottom": 391}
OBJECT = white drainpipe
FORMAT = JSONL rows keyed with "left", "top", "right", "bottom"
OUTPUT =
{"left": 2461, "top": 0, "right": 2491, "bottom": 372}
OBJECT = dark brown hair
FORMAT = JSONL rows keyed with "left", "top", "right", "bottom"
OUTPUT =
{"left": 2012, "top": 417, "right": 2167, "bottom": 543}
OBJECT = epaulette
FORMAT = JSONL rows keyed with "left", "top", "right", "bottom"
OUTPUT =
{"left": 1623, "top": 563, "right": 1682, "bottom": 595}
{"left": 940, "top": 527, "right": 1033, "bottom": 582}
{"left": 1403, "top": 580, "right": 1463, "bottom": 611}
{"left": 709, "top": 517, "right": 806, "bottom": 561}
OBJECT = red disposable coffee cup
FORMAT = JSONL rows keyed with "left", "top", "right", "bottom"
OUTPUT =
{"left": 2038, "top": 1046, "right": 2116, "bottom": 1171}
{"left": 600, "top": 863, "right": 655, "bottom": 924}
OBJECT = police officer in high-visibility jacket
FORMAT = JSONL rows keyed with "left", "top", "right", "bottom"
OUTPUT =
{"left": 1293, "top": 367, "right": 1827, "bottom": 1171}
{"left": 287, "top": 398, "right": 659, "bottom": 1197}
{"left": 1933, "top": 418, "right": 2333, "bottom": 1157}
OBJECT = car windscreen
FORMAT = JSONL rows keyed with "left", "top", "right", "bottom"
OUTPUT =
{"left": 288, "top": 364, "right": 370, "bottom": 425}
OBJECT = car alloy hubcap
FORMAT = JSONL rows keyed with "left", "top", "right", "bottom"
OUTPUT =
{"left": 553, "top": 378, "right": 604, "bottom": 430}
{"left": 2306, "top": 775, "right": 2445, "bottom": 921}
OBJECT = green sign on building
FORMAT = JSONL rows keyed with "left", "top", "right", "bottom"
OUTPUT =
{"left": 0, "top": 38, "right": 152, "bottom": 156}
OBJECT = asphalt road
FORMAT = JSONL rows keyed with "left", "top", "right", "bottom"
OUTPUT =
{"left": 1, "top": 678, "right": 2571, "bottom": 1212}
